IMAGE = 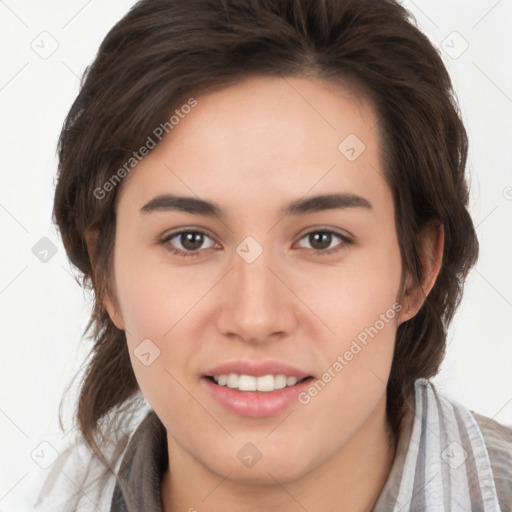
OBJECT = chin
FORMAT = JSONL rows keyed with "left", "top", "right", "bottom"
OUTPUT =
{"left": 206, "top": 447, "right": 318, "bottom": 485}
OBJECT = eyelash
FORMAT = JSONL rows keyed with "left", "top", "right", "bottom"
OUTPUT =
{"left": 158, "top": 229, "right": 353, "bottom": 258}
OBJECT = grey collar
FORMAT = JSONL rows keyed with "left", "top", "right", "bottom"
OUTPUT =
{"left": 110, "top": 410, "right": 168, "bottom": 512}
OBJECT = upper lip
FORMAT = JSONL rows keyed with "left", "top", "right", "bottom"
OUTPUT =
{"left": 203, "top": 360, "right": 313, "bottom": 379}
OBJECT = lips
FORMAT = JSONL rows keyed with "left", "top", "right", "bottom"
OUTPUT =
{"left": 203, "top": 359, "right": 314, "bottom": 380}
{"left": 200, "top": 359, "right": 316, "bottom": 416}
{"left": 201, "top": 373, "right": 315, "bottom": 417}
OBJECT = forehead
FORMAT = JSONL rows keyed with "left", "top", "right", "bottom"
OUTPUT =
{"left": 116, "top": 75, "right": 390, "bottom": 218}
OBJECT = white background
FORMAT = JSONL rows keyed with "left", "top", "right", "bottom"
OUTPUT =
{"left": 0, "top": 0, "right": 511, "bottom": 506}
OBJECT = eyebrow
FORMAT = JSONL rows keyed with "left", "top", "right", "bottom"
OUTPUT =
{"left": 140, "top": 192, "right": 373, "bottom": 218}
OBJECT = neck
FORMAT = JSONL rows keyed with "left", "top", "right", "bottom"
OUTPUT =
{"left": 161, "top": 395, "right": 396, "bottom": 512}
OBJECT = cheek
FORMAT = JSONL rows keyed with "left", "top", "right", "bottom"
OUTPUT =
{"left": 113, "top": 238, "right": 202, "bottom": 338}
{"left": 299, "top": 233, "right": 402, "bottom": 404}
{"left": 110, "top": 240, "right": 205, "bottom": 400}
{"left": 299, "top": 235, "right": 402, "bottom": 342}
{"left": 115, "top": 265, "right": 201, "bottom": 419}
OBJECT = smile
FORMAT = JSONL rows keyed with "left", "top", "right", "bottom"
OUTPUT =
{"left": 209, "top": 373, "right": 309, "bottom": 392}
{"left": 202, "top": 374, "right": 315, "bottom": 417}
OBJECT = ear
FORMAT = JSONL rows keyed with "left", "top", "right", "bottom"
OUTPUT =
{"left": 398, "top": 222, "right": 444, "bottom": 325}
{"left": 84, "top": 229, "right": 125, "bottom": 330}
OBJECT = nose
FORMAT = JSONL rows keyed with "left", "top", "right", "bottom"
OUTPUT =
{"left": 215, "top": 247, "right": 298, "bottom": 345}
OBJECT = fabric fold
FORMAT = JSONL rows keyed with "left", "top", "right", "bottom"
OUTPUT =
{"left": 373, "top": 379, "right": 503, "bottom": 512}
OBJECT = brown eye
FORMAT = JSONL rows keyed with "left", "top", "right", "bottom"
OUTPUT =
{"left": 161, "top": 230, "right": 216, "bottom": 257}
{"left": 296, "top": 230, "right": 352, "bottom": 255}
{"left": 178, "top": 232, "right": 205, "bottom": 251}
{"left": 308, "top": 232, "right": 334, "bottom": 250}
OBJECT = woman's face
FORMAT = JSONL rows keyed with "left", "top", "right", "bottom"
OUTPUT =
{"left": 106, "top": 75, "right": 407, "bottom": 482}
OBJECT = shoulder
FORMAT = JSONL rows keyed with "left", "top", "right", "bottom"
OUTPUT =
{"left": 12, "top": 432, "right": 122, "bottom": 512}
{"left": 12, "top": 405, "right": 152, "bottom": 511}
{"left": 471, "top": 411, "right": 512, "bottom": 512}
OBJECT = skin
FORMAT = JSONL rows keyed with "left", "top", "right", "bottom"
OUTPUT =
{"left": 97, "top": 75, "right": 443, "bottom": 511}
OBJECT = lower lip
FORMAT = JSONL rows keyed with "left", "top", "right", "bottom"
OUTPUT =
{"left": 201, "top": 376, "right": 314, "bottom": 417}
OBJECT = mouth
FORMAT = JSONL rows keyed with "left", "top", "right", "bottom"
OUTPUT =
{"left": 203, "top": 374, "right": 315, "bottom": 392}
{"left": 201, "top": 372, "right": 316, "bottom": 417}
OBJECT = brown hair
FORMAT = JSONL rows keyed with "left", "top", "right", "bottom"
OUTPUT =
{"left": 54, "top": 0, "right": 478, "bottom": 471}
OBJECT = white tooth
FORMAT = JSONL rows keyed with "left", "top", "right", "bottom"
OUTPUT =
{"left": 256, "top": 374, "right": 275, "bottom": 392}
{"left": 274, "top": 374, "right": 287, "bottom": 389}
{"left": 238, "top": 375, "right": 257, "bottom": 391}
{"left": 286, "top": 376, "right": 298, "bottom": 386}
{"left": 227, "top": 373, "right": 239, "bottom": 388}
{"left": 215, "top": 373, "right": 300, "bottom": 391}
